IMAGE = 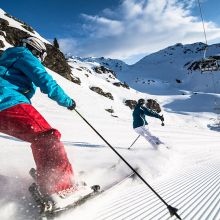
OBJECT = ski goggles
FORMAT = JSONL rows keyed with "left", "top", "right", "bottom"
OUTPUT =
{"left": 32, "top": 48, "right": 47, "bottom": 62}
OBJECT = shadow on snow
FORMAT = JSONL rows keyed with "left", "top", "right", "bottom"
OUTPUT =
{"left": 62, "top": 141, "right": 105, "bottom": 148}
{"left": 164, "top": 93, "right": 219, "bottom": 114}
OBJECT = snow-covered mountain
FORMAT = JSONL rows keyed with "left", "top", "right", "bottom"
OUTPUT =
{"left": 116, "top": 42, "right": 220, "bottom": 94}
{"left": 68, "top": 42, "right": 220, "bottom": 117}
{"left": 69, "top": 56, "right": 129, "bottom": 73}
{"left": 0, "top": 8, "right": 72, "bottom": 80}
{"left": 0, "top": 8, "right": 220, "bottom": 220}
{"left": 70, "top": 42, "right": 220, "bottom": 95}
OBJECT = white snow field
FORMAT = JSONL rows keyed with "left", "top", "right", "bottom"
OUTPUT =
{"left": 0, "top": 7, "right": 220, "bottom": 220}
{"left": 0, "top": 66, "right": 219, "bottom": 220}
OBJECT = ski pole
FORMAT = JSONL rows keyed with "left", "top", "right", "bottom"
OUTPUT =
{"left": 161, "top": 114, "right": 165, "bottom": 126}
{"left": 128, "top": 135, "right": 140, "bottom": 150}
{"left": 74, "top": 109, "right": 181, "bottom": 220}
{"left": 113, "top": 135, "right": 140, "bottom": 168}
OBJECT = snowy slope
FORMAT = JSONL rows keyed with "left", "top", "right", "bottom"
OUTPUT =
{"left": 0, "top": 65, "right": 219, "bottom": 220}
{"left": 70, "top": 56, "right": 129, "bottom": 74}
{"left": 0, "top": 67, "right": 171, "bottom": 219}
{"left": 117, "top": 42, "right": 220, "bottom": 94}
{"left": 0, "top": 7, "right": 220, "bottom": 220}
{"left": 0, "top": 8, "right": 50, "bottom": 50}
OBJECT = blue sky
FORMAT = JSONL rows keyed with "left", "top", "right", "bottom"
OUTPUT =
{"left": 1, "top": 0, "right": 220, "bottom": 64}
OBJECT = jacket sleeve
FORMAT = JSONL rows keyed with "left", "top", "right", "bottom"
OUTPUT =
{"left": 143, "top": 107, "right": 161, "bottom": 119}
{"left": 14, "top": 52, "right": 73, "bottom": 108}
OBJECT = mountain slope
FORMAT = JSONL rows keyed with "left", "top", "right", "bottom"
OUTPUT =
{"left": 0, "top": 8, "right": 72, "bottom": 80}
{"left": 117, "top": 42, "right": 220, "bottom": 94}
{"left": 1, "top": 66, "right": 219, "bottom": 220}
{"left": 70, "top": 56, "right": 129, "bottom": 73}
{"left": 0, "top": 8, "right": 220, "bottom": 220}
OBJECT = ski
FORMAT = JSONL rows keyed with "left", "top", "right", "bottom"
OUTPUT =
{"left": 28, "top": 168, "right": 136, "bottom": 220}
{"left": 29, "top": 183, "right": 101, "bottom": 220}
{"left": 152, "top": 141, "right": 171, "bottom": 150}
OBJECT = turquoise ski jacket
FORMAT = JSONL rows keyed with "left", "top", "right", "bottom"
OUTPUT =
{"left": 0, "top": 47, "right": 73, "bottom": 111}
{"left": 132, "top": 103, "right": 161, "bottom": 128}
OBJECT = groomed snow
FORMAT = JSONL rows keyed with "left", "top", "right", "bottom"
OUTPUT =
{"left": 0, "top": 66, "right": 219, "bottom": 220}
{"left": 0, "top": 11, "right": 219, "bottom": 218}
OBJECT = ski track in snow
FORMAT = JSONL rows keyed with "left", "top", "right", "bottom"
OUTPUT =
{"left": 58, "top": 127, "right": 220, "bottom": 220}
{"left": 0, "top": 70, "right": 220, "bottom": 219}
{"left": 0, "top": 69, "right": 219, "bottom": 220}
{"left": 91, "top": 160, "right": 220, "bottom": 220}
{"left": 0, "top": 18, "right": 219, "bottom": 219}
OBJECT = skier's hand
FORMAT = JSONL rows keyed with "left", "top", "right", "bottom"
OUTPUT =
{"left": 67, "top": 99, "right": 76, "bottom": 110}
{"left": 160, "top": 115, "right": 165, "bottom": 126}
{"left": 160, "top": 115, "right": 164, "bottom": 121}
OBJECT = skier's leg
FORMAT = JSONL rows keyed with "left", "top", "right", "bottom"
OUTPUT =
{"left": 134, "top": 126, "right": 146, "bottom": 137}
{"left": 142, "top": 127, "right": 164, "bottom": 146}
{"left": 141, "top": 126, "right": 162, "bottom": 146}
{"left": 0, "top": 104, "right": 74, "bottom": 195}
{"left": 134, "top": 126, "right": 161, "bottom": 147}
{"left": 31, "top": 129, "right": 74, "bottom": 195}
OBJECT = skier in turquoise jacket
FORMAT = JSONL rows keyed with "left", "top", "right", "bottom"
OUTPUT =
{"left": 133, "top": 98, "right": 164, "bottom": 148}
{"left": 0, "top": 37, "right": 80, "bottom": 207}
{"left": 0, "top": 44, "right": 73, "bottom": 111}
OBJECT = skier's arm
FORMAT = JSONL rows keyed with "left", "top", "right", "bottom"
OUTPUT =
{"left": 143, "top": 107, "right": 161, "bottom": 119}
{"left": 14, "top": 53, "right": 73, "bottom": 108}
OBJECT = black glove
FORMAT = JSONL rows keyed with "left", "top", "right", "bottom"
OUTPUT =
{"left": 67, "top": 99, "right": 76, "bottom": 110}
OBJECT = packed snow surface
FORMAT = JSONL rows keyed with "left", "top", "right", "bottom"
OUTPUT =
{"left": 0, "top": 8, "right": 219, "bottom": 219}
{"left": 0, "top": 67, "right": 219, "bottom": 220}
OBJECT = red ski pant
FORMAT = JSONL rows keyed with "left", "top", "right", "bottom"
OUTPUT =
{"left": 0, "top": 104, "right": 74, "bottom": 194}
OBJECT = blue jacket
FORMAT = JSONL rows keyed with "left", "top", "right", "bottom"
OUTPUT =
{"left": 0, "top": 47, "right": 73, "bottom": 111}
{"left": 132, "top": 103, "right": 161, "bottom": 128}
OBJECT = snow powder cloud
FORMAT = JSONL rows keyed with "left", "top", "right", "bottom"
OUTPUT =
{"left": 59, "top": 0, "right": 220, "bottom": 63}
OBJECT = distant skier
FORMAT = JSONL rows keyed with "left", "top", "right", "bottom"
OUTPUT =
{"left": 0, "top": 36, "right": 85, "bottom": 209}
{"left": 132, "top": 98, "right": 164, "bottom": 148}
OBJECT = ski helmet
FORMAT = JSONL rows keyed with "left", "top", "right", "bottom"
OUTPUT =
{"left": 21, "top": 36, "right": 47, "bottom": 62}
{"left": 138, "top": 98, "right": 145, "bottom": 105}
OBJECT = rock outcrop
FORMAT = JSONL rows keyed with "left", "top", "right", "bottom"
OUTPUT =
{"left": 0, "top": 13, "right": 72, "bottom": 81}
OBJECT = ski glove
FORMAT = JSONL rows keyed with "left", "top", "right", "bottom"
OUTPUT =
{"left": 160, "top": 115, "right": 165, "bottom": 126}
{"left": 67, "top": 99, "right": 76, "bottom": 110}
{"left": 160, "top": 115, "right": 164, "bottom": 121}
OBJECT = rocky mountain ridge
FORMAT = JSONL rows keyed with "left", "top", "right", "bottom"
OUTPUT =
{"left": 0, "top": 9, "right": 72, "bottom": 80}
